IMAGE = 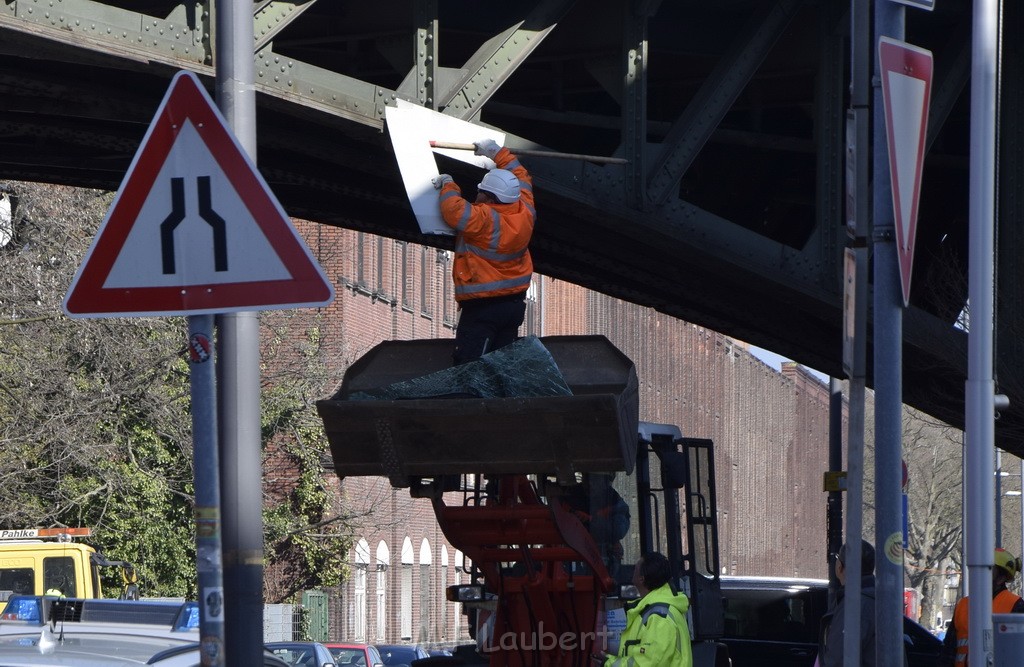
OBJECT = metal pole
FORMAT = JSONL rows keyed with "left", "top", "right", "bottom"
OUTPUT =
{"left": 873, "top": 2, "right": 905, "bottom": 665}
{"left": 841, "top": 1, "right": 871, "bottom": 662}
{"left": 966, "top": 0, "right": 999, "bottom": 663}
{"left": 215, "top": 2, "right": 265, "bottom": 665}
{"left": 828, "top": 378, "right": 844, "bottom": 609}
{"left": 844, "top": 375, "right": 866, "bottom": 664}
{"left": 190, "top": 314, "right": 225, "bottom": 666}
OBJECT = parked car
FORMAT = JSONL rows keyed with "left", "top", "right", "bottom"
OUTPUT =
{"left": 374, "top": 643, "right": 430, "bottom": 667}
{"left": 719, "top": 576, "right": 942, "bottom": 667}
{"left": 0, "top": 635, "right": 291, "bottom": 667}
{"left": 325, "top": 641, "right": 384, "bottom": 667}
{"left": 147, "top": 644, "right": 293, "bottom": 667}
{"left": 0, "top": 632, "right": 194, "bottom": 667}
{"left": 266, "top": 640, "right": 338, "bottom": 667}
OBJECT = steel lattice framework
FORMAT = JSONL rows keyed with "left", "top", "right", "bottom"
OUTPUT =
{"left": 2, "top": 0, "right": 1022, "bottom": 454}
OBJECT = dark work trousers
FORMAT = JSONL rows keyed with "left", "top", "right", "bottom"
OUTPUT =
{"left": 452, "top": 294, "right": 527, "bottom": 365}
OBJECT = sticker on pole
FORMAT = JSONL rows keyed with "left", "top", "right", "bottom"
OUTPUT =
{"left": 63, "top": 71, "right": 334, "bottom": 318}
{"left": 879, "top": 37, "right": 933, "bottom": 307}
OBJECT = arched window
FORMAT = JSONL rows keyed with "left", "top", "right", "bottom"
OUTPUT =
{"left": 439, "top": 546, "right": 449, "bottom": 641}
{"left": 454, "top": 549, "right": 465, "bottom": 640}
{"left": 400, "top": 537, "right": 414, "bottom": 640}
{"left": 375, "top": 541, "right": 390, "bottom": 642}
{"left": 354, "top": 539, "right": 370, "bottom": 642}
{"left": 419, "top": 538, "right": 432, "bottom": 644}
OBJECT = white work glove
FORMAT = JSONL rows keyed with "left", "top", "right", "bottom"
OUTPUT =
{"left": 473, "top": 139, "right": 501, "bottom": 160}
{"left": 432, "top": 174, "right": 453, "bottom": 190}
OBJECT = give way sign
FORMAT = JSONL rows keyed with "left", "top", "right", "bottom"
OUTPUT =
{"left": 879, "top": 37, "right": 933, "bottom": 308}
{"left": 63, "top": 71, "right": 334, "bottom": 317}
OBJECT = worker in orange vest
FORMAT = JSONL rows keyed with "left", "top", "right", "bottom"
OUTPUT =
{"left": 938, "top": 547, "right": 1024, "bottom": 666}
{"left": 432, "top": 139, "right": 536, "bottom": 366}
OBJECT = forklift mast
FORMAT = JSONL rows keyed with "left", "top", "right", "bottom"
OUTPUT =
{"left": 636, "top": 424, "right": 724, "bottom": 642}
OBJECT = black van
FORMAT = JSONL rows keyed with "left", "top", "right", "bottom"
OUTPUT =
{"left": 719, "top": 576, "right": 942, "bottom": 667}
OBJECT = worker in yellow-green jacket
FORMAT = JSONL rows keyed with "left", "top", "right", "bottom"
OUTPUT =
{"left": 600, "top": 552, "right": 692, "bottom": 667}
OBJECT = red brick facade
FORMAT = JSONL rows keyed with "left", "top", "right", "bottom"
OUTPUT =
{"left": 286, "top": 222, "right": 839, "bottom": 646}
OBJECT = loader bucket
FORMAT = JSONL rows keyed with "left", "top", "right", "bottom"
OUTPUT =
{"left": 316, "top": 335, "right": 639, "bottom": 486}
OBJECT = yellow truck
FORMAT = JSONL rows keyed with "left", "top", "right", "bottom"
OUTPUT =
{"left": 0, "top": 527, "right": 138, "bottom": 599}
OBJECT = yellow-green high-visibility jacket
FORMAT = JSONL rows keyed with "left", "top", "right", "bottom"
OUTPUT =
{"left": 605, "top": 583, "right": 693, "bottom": 667}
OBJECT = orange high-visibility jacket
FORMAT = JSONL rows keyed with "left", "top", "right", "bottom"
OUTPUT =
{"left": 951, "top": 589, "right": 1023, "bottom": 664}
{"left": 438, "top": 147, "right": 536, "bottom": 302}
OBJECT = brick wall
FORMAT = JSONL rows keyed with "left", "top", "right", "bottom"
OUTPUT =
{"left": 280, "top": 224, "right": 839, "bottom": 644}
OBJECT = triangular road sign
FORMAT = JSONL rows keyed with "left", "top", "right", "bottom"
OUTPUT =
{"left": 879, "top": 37, "right": 933, "bottom": 308}
{"left": 63, "top": 71, "right": 334, "bottom": 318}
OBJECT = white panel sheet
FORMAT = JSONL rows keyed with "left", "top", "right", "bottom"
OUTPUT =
{"left": 385, "top": 102, "right": 506, "bottom": 235}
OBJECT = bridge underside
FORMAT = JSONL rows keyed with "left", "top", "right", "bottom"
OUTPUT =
{"left": 2, "top": 0, "right": 1023, "bottom": 453}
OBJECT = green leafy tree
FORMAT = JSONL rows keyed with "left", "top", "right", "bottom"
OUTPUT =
{"left": 0, "top": 181, "right": 376, "bottom": 604}
{"left": 0, "top": 182, "right": 196, "bottom": 597}
{"left": 260, "top": 311, "right": 356, "bottom": 603}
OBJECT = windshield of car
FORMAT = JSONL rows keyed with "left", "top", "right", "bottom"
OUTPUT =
{"left": 267, "top": 643, "right": 324, "bottom": 667}
{"left": 329, "top": 647, "right": 367, "bottom": 666}
{"left": 377, "top": 646, "right": 419, "bottom": 665}
{"left": 722, "top": 587, "right": 820, "bottom": 643}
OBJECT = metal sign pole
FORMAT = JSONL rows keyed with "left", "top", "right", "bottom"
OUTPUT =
{"left": 840, "top": 0, "right": 872, "bottom": 663}
{"left": 873, "top": 2, "right": 905, "bottom": 665}
{"left": 215, "top": 1, "right": 265, "bottom": 665}
{"left": 842, "top": 248, "right": 867, "bottom": 666}
{"left": 189, "top": 314, "right": 226, "bottom": 666}
{"left": 966, "top": 0, "right": 999, "bottom": 663}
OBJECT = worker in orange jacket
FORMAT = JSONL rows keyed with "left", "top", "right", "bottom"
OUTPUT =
{"left": 938, "top": 547, "right": 1024, "bottom": 666}
{"left": 432, "top": 139, "right": 536, "bottom": 365}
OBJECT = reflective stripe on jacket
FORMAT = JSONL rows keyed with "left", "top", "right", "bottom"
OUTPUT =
{"left": 438, "top": 147, "right": 535, "bottom": 301}
{"left": 951, "top": 590, "right": 1023, "bottom": 665}
{"left": 604, "top": 584, "right": 692, "bottom": 667}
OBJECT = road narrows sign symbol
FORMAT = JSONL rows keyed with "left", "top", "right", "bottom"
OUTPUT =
{"left": 63, "top": 70, "right": 334, "bottom": 317}
{"left": 879, "top": 37, "right": 933, "bottom": 308}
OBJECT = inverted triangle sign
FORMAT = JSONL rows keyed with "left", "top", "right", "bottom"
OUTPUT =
{"left": 63, "top": 70, "right": 334, "bottom": 317}
{"left": 879, "top": 37, "right": 933, "bottom": 307}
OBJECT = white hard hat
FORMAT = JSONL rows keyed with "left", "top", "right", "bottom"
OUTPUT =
{"left": 478, "top": 169, "right": 520, "bottom": 203}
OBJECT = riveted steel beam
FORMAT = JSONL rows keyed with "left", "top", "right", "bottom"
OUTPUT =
{"left": 0, "top": 2, "right": 393, "bottom": 127}
{"left": 809, "top": 0, "right": 844, "bottom": 294}
{"left": 0, "top": 0, "right": 212, "bottom": 67}
{"left": 646, "top": 0, "right": 802, "bottom": 208}
{"left": 254, "top": 1, "right": 319, "bottom": 53}
{"left": 254, "top": 48, "right": 392, "bottom": 126}
{"left": 412, "top": 0, "right": 439, "bottom": 109}
{"left": 622, "top": 4, "right": 650, "bottom": 208}
{"left": 440, "top": 0, "right": 577, "bottom": 119}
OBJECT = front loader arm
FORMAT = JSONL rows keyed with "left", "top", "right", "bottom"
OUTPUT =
{"left": 431, "top": 474, "right": 614, "bottom": 667}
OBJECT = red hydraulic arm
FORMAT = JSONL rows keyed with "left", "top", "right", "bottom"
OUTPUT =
{"left": 432, "top": 475, "right": 617, "bottom": 667}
